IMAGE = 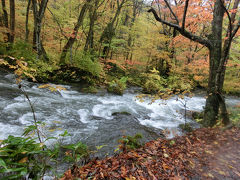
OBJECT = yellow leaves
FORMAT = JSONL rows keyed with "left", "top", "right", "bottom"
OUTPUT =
{"left": 163, "top": 153, "right": 169, "bottom": 158}
{"left": 40, "top": 143, "right": 44, "bottom": 148}
{"left": 0, "top": 59, "right": 9, "bottom": 66}
{"left": 206, "top": 173, "right": 214, "bottom": 178}
{"left": 150, "top": 68, "right": 159, "bottom": 74}
{"left": 162, "top": 162, "right": 170, "bottom": 170}
{"left": 205, "top": 150, "right": 214, "bottom": 155}
{"left": 38, "top": 84, "right": 66, "bottom": 92}
{"left": 193, "top": 75, "right": 205, "bottom": 81}
{"left": 125, "top": 175, "right": 136, "bottom": 180}
{"left": 38, "top": 84, "right": 51, "bottom": 89}
{"left": 52, "top": 120, "right": 62, "bottom": 124}
{"left": 48, "top": 128, "right": 62, "bottom": 132}
{"left": 218, "top": 170, "right": 226, "bottom": 175}
{"left": 188, "top": 160, "right": 195, "bottom": 168}
{"left": 1, "top": 56, "right": 36, "bottom": 83}
{"left": 19, "top": 157, "right": 28, "bottom": 163}
{"left": 24, "top": 72, "right": 36, "bottom": 82}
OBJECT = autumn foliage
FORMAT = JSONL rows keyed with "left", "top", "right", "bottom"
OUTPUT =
{"left": 60, "top": 127, "right": 240, "bottom": 180}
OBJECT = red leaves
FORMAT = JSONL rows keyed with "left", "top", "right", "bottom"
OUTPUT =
{"left": 61, "top": 127, "right": 240, "bottom": 179}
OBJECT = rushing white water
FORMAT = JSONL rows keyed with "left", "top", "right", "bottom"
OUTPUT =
{"left": 0, "top": 71, "right": 240, "bottom": 155}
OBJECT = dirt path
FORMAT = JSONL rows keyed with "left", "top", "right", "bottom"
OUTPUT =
{"left": 192, "top": 128, "right": 240, "bottom": 180}
{"left": 61, "top": 128, "right": 240, "bottom": 180}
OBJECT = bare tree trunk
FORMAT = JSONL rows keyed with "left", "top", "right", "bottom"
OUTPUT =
{"left": 25, "top": 0, "right": 31, "bottom": 42}
{"left": 32, "top": 0, "right": 49, "bottom": 61}
{"left": 9, "top": 0, "right": 15, "bottom": 43}
{"left": 1, "top": 0, "right": 10, "bottom": 42}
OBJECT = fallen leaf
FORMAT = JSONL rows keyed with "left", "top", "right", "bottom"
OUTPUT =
{"left": 163, "top": 153, "right": 169, "bottom": 158}
{"left": 19, "top": 157, "right": 28, "bottom": 163}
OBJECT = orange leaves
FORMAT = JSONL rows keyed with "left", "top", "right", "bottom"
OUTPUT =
{"left": 229, "top": 8, "right": 238, "bottom": 14}
{"left": 121, "top": 166, "right": 128, "bottom": 178}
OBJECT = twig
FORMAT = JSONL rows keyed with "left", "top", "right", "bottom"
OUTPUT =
{"left": 18, "top": 85, "right": 42, "bottom": 144}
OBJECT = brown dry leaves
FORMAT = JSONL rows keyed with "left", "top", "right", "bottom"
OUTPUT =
{"left": 60, "top": 127, "right": 240, "bottom": 180}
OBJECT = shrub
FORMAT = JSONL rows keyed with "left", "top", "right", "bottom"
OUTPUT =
{"left": 73, "top": 51, "right": 103, "bottom": 78}
{"left": 107, "top": 76, "right": 128, "bottom": 95}
{"left": 0, "top": 135, "right": 46, "bottom": 179}
{"left": 141, "top": 72, "right": 167, "bottom": 94}
{"left": 118, "top": 133, "right": 143, "bottom": 152}
{"left": 167, "top": 74, "right": 193, "bottom": 92}
{"left": 7, "top": 41, "right": 36, "bottom": 62}
{"left": 62, "top": 142, "right": 89, "bottom": 166}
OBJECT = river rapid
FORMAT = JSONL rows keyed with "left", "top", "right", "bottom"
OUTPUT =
{"left": 1, "top": 71, "right": 240, "bottom": 157}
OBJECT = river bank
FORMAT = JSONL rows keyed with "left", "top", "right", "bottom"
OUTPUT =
{"left": 61, "top": 127, "right": 240, "bottom": 180}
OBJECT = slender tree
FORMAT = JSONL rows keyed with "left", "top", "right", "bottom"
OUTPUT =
{"left": 32, "top": 0, "right": 49, "bottom": 61}
{"left": 60, "top": 0, "right": 92, "bottom": 64}
{"left": 9, "top": 0, "right": 15, "bottom": 43}
{"left": 25, "top": 0, "right": 31, "bottom": 42}
{"left": 148, "top": 0, "right": 240, "bottom": 126}
{"left": 99, "top": 0, "right": 127, "bottom": 58}
{"left": 1, "top": 0, "right": 10, "bottom": 42}
{"left": 84, "top": 0, "right": 101, "bottom": 52}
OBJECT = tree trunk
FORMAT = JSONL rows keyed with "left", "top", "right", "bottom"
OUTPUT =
{"left": 148, "top": 0, "right": 240, "bottom": 127}
{"left": 84, "top": 0, "right": 98, "bottom": 52}
{"left": 60, "top": 0, "right": 91, "bottom": 64}
{"left": 1, "top": 0, "right": 10, "bottom": 42}
{"left": 32, "top": 0, "right": 49, "bottom": 61}
{"left": 9, "top": 0, "right": 15, "bottom": 43}
{"left": 203, "top": 0, "right": 224, "bottom": 127}
{"left": 25, "top": 0, "right": 31, "bottom": 42}
{"left": 100, "top": 0, "right": 126, "bottom": 58}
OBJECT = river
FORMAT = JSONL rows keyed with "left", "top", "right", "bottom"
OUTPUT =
{"left": 0, "top": 71, "right": 240, "bottom": 158}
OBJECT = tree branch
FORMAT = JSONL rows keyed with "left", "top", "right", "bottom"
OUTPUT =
{"left": 39, "top": 0, "right": 48, "bottom": 22}
{"left": 163, "top": 0, "right": 179, "bottom": 24}
{"left": 148, "top": 8, "right": 211, "bottom": 48}
{"left": 220, "top": 0, "right": 232, "bottom": 38}
{"left": 182, "top": 0, "right": 189, "bottom": 29}
{"left": 231, "top": 18, "right": 240, "bottom": 38}
{"left": 47, "top": 7, "right": 68, "bottom": 40}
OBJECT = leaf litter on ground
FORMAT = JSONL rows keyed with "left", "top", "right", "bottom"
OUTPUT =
{"left": 60, "top": 127, "right": 240, "bottom": 180}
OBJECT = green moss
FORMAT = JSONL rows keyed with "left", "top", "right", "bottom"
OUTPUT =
{"left": 229, "top": 106, "right": 240, "bottom": 126}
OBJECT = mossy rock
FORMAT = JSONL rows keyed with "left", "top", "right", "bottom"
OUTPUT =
{"left": 82, "top": 86, "right": 98, "bottom": 93}
{"left": 112, "top": 112, "right": 131, "bottom": 116}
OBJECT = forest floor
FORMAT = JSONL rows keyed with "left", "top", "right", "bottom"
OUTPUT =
{"left": 60, "top": 127, "right": 240, "bottom": 180}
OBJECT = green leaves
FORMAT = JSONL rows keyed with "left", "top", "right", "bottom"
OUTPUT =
{"left": 0, "top": 135, "right": 44, "bottom": 179}
{"left": 107, "top": 76, "right": 128, "bottom": 95}
{"left": 118, "top": 133, "right": 143, "bottom": 152}
{"left": 62, "top": 142, "right": 89, "bottom": 164}
{"left": 0, "top": 158, "right": 7, "bottom": 169}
